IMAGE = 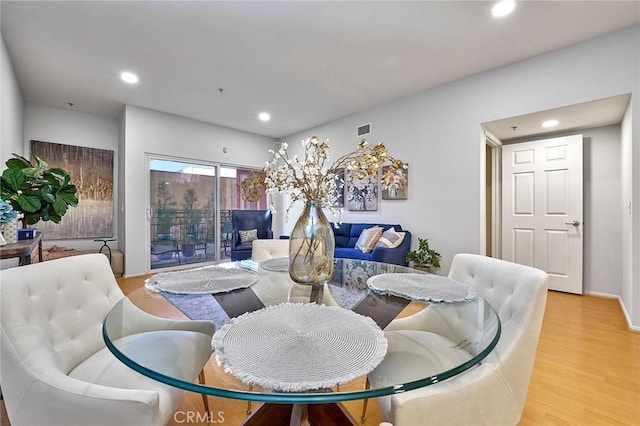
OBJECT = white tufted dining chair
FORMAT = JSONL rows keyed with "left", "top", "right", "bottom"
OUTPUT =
{"left": 0, "top": 253, "right": 216, "bottom": 426}
{"left": 368, "top": 253, "right": 548, "bottom": 426}
{"left": 251, "top": 238, "right": 289, "bottom": 261}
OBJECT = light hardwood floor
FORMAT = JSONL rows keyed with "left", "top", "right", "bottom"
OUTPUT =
{"left": 2, "top": 276, "right": 638, "bottom": 425}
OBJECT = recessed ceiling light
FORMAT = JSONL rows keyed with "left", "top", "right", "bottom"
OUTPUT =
{"left": 259, "top": 112, "right": 271, "bottom": 122}
{"left": 492, "top": 0, "right": 516, "bottom": 17}
{"left": 120, "top": 71, "right": 139, "bottom": 84}
{"left": 542, "top": 119, "right": 559, "bottom": 128}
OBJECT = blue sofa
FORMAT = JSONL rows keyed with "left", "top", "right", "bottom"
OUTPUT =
{"left": 331, "top": 223, "right": 411, "bottom": 266}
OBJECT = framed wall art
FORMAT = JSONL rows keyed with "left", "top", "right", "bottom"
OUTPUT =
{"left": 382, "top": 164, "right": 408, "bottom": 200}
{"left": 346, "top": 171, "right": 378, "bottom": 211}
{"left": 31, "top": 140, "right": 114, "bottom": 239}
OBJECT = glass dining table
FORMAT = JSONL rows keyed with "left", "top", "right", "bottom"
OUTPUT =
{"left": 103, "top": 258, "right": 501, "bottom": 425}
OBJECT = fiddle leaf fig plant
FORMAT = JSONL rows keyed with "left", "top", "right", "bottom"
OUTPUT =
{"left": 405, "top": 237, "right": 441, "bottom": 271}
{"left": 1, "top": 153, "right": 78, "bottom": 225}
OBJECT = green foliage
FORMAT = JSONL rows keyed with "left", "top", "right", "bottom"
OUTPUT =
{"left": 182, "top": 187, "right": 198, "bottom": 210}
{"left": 155, "top": 182, "right": 176, "bottom": 235}
{"left": 1, "top": 153, "right": 79, "bottom": 225}
{"left": 405, "top": 237, "right": 441, "bottom": 269}
{"left": 182, "top": 187, "right": 202, "bottom": 239}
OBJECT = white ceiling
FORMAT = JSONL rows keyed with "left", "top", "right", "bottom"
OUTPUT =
{"left": 1, "top": 1, "right": 639, "bottom": 139}
{"left": 483, "top": 93, "right": 632, "bottom": 142}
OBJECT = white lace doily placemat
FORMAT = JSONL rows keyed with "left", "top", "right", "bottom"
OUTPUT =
{"left": 145, "top": 266, "right": 259, "bottom": 294}
{"left": 212, "top": 303, "right": 387, "bottom": 392}
{"left": 259, "top": 257, "right": 289, "bottom": 272}
{"left": 367, "top": 273, "right": 478, "bottom": 303}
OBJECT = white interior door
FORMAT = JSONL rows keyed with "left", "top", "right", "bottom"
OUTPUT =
{"left": 501, "top": 134, "right": 583, "bottom": 294}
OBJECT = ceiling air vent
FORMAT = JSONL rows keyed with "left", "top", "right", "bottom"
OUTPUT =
{"left": 357, "top": 123, "right": 371, "bottom": 137}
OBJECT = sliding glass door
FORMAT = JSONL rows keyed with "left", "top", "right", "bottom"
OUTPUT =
{"left": 147, "top": 156, "right": 267, "bottom": 270}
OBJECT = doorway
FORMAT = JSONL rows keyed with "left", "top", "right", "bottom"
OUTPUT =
{"left": 501, "top": 135, "right": 584, "bottom": 294}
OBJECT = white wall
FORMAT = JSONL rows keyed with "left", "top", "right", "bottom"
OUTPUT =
{"left": 632, "top": 91, "right": 640, "bottom": 329}
{"left": 583, "top": 126, "right": 623, "bottom": 297}
{"left": 122, "top": 106, "right": 276, "bottom": 276}
{"left": 117, "top": 111, "right": 126, "bottom": 261}
{"left": 621, "top": 104, "right": 634, "bottom": 327}
{"left": 284, "top": 26, "right": 640, "bottom": 327}
{"left": 0, "top": 34, "right": 24, "bottom": 269}
{"left": 1, "top": 34, "right": 23, "bottom": 165}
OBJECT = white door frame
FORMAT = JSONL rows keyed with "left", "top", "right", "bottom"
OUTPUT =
{"left": 485, "top": 130, "right": 502, "bottom": 258}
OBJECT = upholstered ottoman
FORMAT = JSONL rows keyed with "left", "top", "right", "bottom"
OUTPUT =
{"left": 110, "top": 249, "right": 124, "bottom": 277}
{"left": 36, "top": 245, "right": 124, "bottom": 277}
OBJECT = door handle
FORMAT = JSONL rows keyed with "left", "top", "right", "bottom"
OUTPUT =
{"left": 565, "top": 220, "right": 581, "bottom": 226}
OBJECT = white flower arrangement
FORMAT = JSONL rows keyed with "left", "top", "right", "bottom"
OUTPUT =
{"left": 264, "top": 136, "right": 406, "bottom": 222}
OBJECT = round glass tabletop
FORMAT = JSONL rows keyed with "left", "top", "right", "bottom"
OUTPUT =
{"left": 103, "top": 258, "right": 500, "bottom": 404}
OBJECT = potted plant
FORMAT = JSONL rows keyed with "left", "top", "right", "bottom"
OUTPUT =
{"left": 405, "top": 238, "right": 441, "bottom": 273}
{"left": 1, "top": 153, "right": 78, "bottom": 226}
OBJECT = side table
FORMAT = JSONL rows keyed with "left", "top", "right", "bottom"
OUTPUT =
{"left": 95, "top": 237, "right": 116, "bottom": 262}
{"left": 0, "top": 232, "right": 43, "bottom": 265}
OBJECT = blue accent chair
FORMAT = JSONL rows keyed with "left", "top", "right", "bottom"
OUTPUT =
{"left": 230, "top": 210, "right": 273, "bottom": 261}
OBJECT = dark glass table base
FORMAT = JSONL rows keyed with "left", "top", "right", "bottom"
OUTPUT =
{"left": 242, "top": 402, "right": 358, "bottom": 426}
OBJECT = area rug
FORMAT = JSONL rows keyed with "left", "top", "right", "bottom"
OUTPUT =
{"left": 161, "top": 292, "right": 231, "bottom": 329}
{"left": 157, "top": 266, "right": 369, "bottom": 329}
{"left": 161, "top": 281, "right": 365, "bottom": 329}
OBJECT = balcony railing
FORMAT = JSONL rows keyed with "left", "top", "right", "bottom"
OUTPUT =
{"left": 150, "top": 209, "right": 232, "bottom": 268}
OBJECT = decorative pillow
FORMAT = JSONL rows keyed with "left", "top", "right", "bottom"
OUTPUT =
{"left": 375, "top": 228, "right": 406, "bottom": 249}
{"left": 239, "top": 229, "right": 258, "bottom": 244}
{"left": 355, "top": 226, "right": 383, "bottom": 253}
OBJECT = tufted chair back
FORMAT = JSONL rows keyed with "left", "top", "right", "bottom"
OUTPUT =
{"left": 251, "top": 238, "right": 289, "bottom": 261}
{"left": 448, "top": 253, "right": 548, "bottom": 408}
{"left": 372, "top": 253, "right": 548, "bottom": 426}
{"left": 1, "top": 253, "right": 217, "bottom": 426}
{"left": 1, "top": 253, "right": 124, "bottom": 376}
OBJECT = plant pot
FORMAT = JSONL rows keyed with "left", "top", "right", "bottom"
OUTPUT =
{"left": 2, "top": 218, "right": 18, "bottom": 244}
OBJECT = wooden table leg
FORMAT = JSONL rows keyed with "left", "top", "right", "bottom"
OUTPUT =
{"left": 308, "top": 402, "right": 359, "bottom": 425}
{"left": 241, "top": 403, "right": 294, "bottom": 426}
{"left": 241, "top": 402, "right": 358, "bottom": 426}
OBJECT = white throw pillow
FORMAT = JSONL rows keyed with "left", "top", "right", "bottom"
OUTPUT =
{"left": 239, "top": 229, "right": 258, "bottom": 244}
{"left": 355, "top": 226, "right": 383, "bottom": 253}
{"left": 375, "top": 228, "right": 406, "bottom": 249}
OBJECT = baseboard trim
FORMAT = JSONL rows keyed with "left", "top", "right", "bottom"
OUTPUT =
{"left": 584, "top": 291, "right": 639, "bottom": 332}
{"left": 121, "top": 271, "right": 150, "bottom": 279}
{"left": 584, "top": 290, "right": 618, "bottom": 299}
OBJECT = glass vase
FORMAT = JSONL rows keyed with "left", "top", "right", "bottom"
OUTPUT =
{"left": 289, "top": 203, "right": 335, "bottom": 285}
